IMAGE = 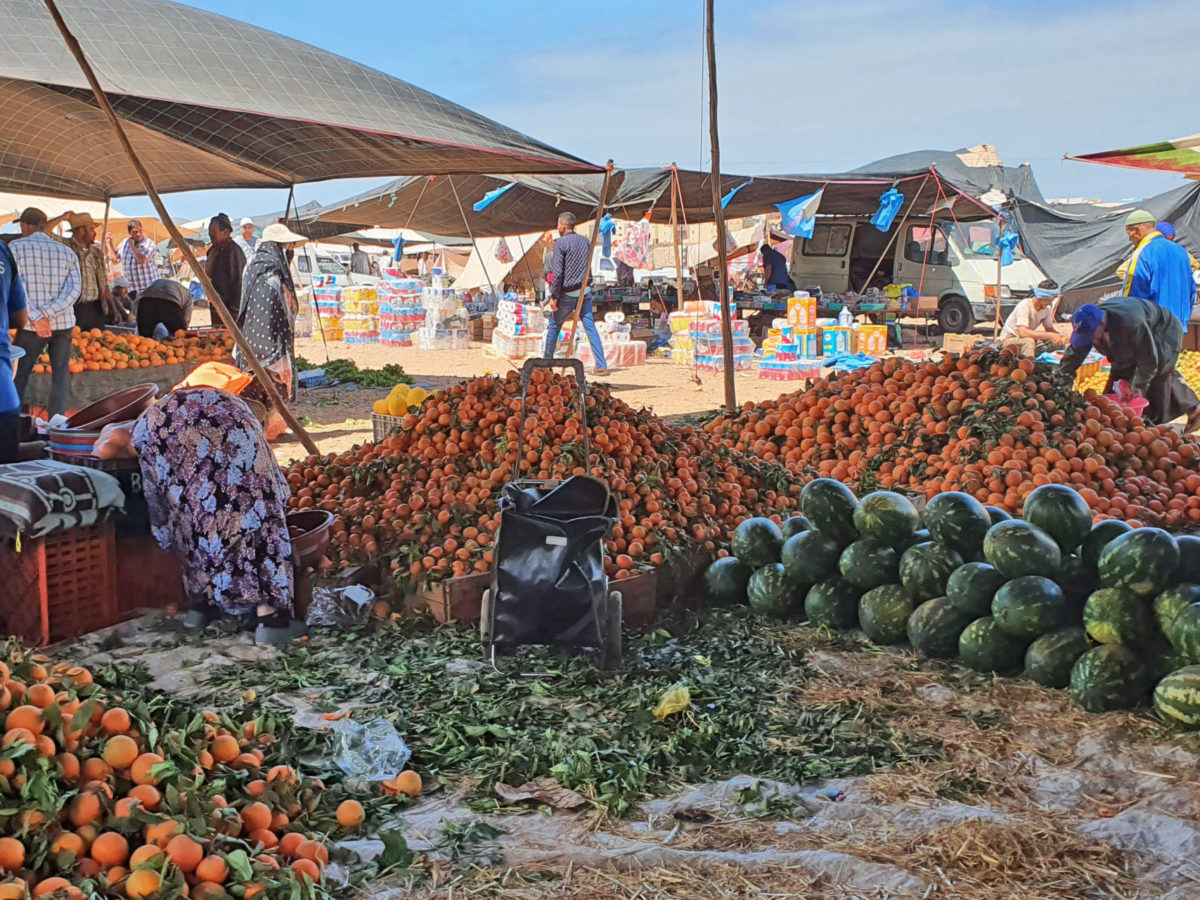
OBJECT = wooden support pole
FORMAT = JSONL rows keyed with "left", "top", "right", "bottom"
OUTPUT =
{"left": 670, "top": 164, "right": 687, "bottom": 310}
{"left": 705, "top": 0, "right": 736, "bottom": 412}
{"left": 994, "top": 216, "right": 1005, "bottom": 339}
{"left": 43, "top": 0, "right": 319, "bottom": 455}
{"left": 858, "top": 175, "right": 931, "bottom": 292}
{"left": 563, "top": 162, "right": 615, "bottom": 367}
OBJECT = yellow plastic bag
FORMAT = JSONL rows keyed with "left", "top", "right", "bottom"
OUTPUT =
{"left": 652, "top": 685, "right": 691, "bottom": 720}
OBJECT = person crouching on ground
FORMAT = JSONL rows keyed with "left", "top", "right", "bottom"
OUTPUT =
{"left": 998, "top": 280, "right": 1067, "bottom": 356}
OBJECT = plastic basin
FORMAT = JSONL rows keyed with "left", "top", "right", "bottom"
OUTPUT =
{"left": 64, "top": 383, "right": 159, "bottom": 431}
{"left": 286, "top": 510, "right": 334, "bottom": 568}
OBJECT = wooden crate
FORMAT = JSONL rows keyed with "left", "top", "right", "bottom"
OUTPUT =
{"left": 615, "top": 570, "right": 657, "bottom": 628}
{"left": 423, "top": 572, "right": 491, "bottom": 624}
{"left": 115, "top": 534, "right": 182, "bottom": 618}
{"left": 941, "top": 333, "right": 987, "bottom": 355}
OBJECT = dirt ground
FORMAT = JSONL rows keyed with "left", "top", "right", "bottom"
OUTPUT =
{"left": 276, "top": 334, "right": 811, "bottom": 462}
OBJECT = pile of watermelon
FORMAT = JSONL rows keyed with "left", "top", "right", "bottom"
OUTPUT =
{"left": 703, "top": 479, "right": 1200, "bottom": 725}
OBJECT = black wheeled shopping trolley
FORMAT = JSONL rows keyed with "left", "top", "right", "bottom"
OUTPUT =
{"left": 480, "top": 359, "right": 623, "bottom": 667}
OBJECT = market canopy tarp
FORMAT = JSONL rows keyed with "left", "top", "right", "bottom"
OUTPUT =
{"left": 1010, "top": 182, "right": 1200, "bottom": 291}
{"left": 0, "top": 0, "right": 599, "bottom": 201}
{"left": 454, "top": 232, "right": 546, "bottom": 292}
{"left": 1068, "top": 135, "right": 1200, "bottom": 179}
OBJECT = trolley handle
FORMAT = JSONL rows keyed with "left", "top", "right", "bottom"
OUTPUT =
{"left": 514, "top": 359, "right": 590, "bottom": 478}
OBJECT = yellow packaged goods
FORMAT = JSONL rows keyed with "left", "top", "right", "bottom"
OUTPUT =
{"left": 795, "top": 328, "right": 819, "bottom": 359}
{"left": 942, "top": 333, "right": 986, "bottom": 355}
{"left": 857, "top": 325, "right": 887, "bottom": 356}
{"left": 821, "top": 326, "right": 851, "bottom": 357}
{"left": 787, "top": 293, "right": 817, "bottom": 329}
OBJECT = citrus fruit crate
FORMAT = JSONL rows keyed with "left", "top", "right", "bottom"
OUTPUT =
{"left": 421, "top": 572, "right": 491, "bottom": 624}
{"left": 615, "top": 570, "right": 657, "bottom": 628}
{"left": 372, "top": 413, "right": 405, "bottom": 442}
{"left": 0, "top": 523, "right": 118, "bottom": 646}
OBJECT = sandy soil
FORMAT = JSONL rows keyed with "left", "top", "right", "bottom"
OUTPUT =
{"left": 276, "top": 335, "right": 810, "bottom": 462}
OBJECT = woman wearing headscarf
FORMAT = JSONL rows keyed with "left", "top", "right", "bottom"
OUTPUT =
{"left": 235, "top": 223, "right": 305, "bottom": 430}
{"left": 204, "top": 212, "right": 246, "bottom": 319}
{"left": 132, "top": 387, "right": 304, "bottom": 642}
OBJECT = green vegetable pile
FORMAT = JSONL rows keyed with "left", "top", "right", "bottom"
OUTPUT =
{"left": 197, "top": 611, "right": 941, "bottom": 816}
{"left": 295, "top": 357, "right": 413, "bottom": 388}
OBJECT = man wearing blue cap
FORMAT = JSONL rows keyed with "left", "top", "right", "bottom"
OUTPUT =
{"left": 1119, "top": 210, "right": 1194, "bottom": 327}
{"left": 1061, "top": 296, "right": 1200, "bottom": 430}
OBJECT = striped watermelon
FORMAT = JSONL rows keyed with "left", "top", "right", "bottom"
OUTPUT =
{"left": 1069, "top": 644, "right": 1146, "bottom": 712}
{"left": 781, "top": 530, "right": 841, "bottom": 584}
{"left": 1153, "top": 665, "right": 1200, "bottom": 728}
{"left": 1175, "top": 536, "right": 1200, "bottom": 584}
{"left": 853, "top": 491, "right": 919, "bottom": 546}
{"left": 730, "top": 518, "right": 785, "bottom": 569}
{"left": 704, "top": 557, "right": 754, "bottom": 604}
{"left": 907, "top": 596, "right": 973, "bottom": 659}
{"left": 780, "top": 516, "right": 812, "bottom": 541}
{"left": 838, "top": 540, "right": 899, "bottom": 590}
{"left": 1021, "top": 484, "right": 1093, "bottom": 553}
{"left": 1024, "top": 627, "right": 1092, "bottom": 689}
{"left": 923, "top": 492, "right": 991, "bottom": 558}
{"left": 1155, "top": 585, "right": 1200, "bottom": 639}
{"left": 804, "top": 577, "right": 861, "bottom": 630}
{"left": 983, "top": 520, "right": 1062, "bottom": 580}
{"left": 858, "top": 584, "right": 915, "bottom": 645}
{"left": 1165, "top": 602, "right": 1200, "bottom": 664}
{"left": 1098, "top": 528, "right": 1181, "bottom": 597}
{"left": 1083, "top": 587, "right": 1153, "bottom": 647}
{"left": 985, "top": 506, "right": 1012, "bottom": 525}
{"left": 800, "top": 479, "right": 859, "bottom": 547}
{"left": 1081, "top": 520, "right": 1132, "bottom": 573}
{"left": 747, "top": 564, "right": 803, "bottom": 618}
{"left": 991, "top": 576, "right": 1066, "bottom": 641}
{"left": 946, "top": 562, "right": 1006, "bottom": 618}
{"left": 959, "top": 617, "right": 1028, "bottom": 674}
{"left": 899, "top": 542, "right": 964, "bottom": 601}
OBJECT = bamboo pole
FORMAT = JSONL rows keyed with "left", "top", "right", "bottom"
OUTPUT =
{"left": 669, "top": 164, "right": 687, "bottom": 312}
{"left": 705, "top": 0, "right": 736, "bottom": 412}
{"left": 563, "top": 162, "right": 615, "bottom": 369}
{"left": 42, "top": 0, "right": 319, "bottom": 455}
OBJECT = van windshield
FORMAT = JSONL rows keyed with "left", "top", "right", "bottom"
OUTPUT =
{"left": 941, "top": 222, "right": 1024, "bottom": 260}
{"left": 316, "top": 255, "right": 346, "bottom": 275}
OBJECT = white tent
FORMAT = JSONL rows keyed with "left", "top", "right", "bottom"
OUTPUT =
{"left": 454, "top": 232, "right": 547, "bottom": 292}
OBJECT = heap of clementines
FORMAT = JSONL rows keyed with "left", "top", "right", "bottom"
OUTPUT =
{"left": 0, "top": 647, "right": 386, "bottom": 899}
{"left": 704, "top": 347, "right": 1200, "bottom": 529}
{"left": 14, "top": 327, "right": 234, "bottom": 375}
{"left": 284, "top": 369, "right": 794, "bottom": 585}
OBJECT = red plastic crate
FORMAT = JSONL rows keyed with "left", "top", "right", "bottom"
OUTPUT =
{"left": 0, "top": 524, "right": 118, "bottom": 646}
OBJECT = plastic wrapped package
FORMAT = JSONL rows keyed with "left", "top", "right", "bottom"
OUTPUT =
{"left": 693, "top": 335, "right": 754, "bottom": 356}
{"left": 695, "top": 353, "right": 754, "bottom": 373}
{"left": 671, "top": 346, "right": 693, "bottom": 367}
{"left": 331, "top": 717, "right": 411, "bottom": 780}
{"left": 759, "top": 360, "right": 822, "bottom": 381}
{"left": 689, "top": 318, "right": 749, "bottom": 338}
{"left": 491, "top": 331, "right": 544, "bottom": 358}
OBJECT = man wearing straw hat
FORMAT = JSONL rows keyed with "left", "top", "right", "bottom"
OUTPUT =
{"left": 57, "top": 212, "right": 117, "bottom": 330}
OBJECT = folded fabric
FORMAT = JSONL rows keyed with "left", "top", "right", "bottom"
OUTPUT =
{"left": 0, "top": 460, "right": 125, "bottom": 539}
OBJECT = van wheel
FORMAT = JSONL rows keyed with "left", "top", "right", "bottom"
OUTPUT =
{"left": 938, "top": 296, "right": 973, "bottom": 333}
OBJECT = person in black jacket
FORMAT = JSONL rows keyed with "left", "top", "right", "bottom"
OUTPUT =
{"left": 1061, "top": 297, "right": 1200, "bottom": 430}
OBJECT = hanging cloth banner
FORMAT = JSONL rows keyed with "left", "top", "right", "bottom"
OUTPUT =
{"left": 720, "top": 178, "right": 754, "bottom": 209}
{"left": 598, "top": 214, "right": 616, "bottom": 258}
{"left": 870, "top": 188, "right": 904, "bottom": 232}
{"left": 997, "top": 230, "right": 1019, "bottom": 267}
{"left": 776, "top": 189, "right": 824, "bottom": 239}
{"left": 494, "top": 236, "right": 513, "bottom": 264}
{"left": 392, "top": 235, "right": 405, "bottom": 262}
{"left": 472, "top": 182, "right": 516, "bottom": 212}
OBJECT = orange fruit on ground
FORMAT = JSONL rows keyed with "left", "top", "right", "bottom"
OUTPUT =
{"left": 124, "top": 868, "right": 161, "bottom": 899}
{"left": 33, "top": 877, "right": 82, "bottom": 899}
{"left": 105, "top": 866, "right": 127, "bottom": 886}
{"left": 0, "top": 759, "right": 11, "bottom": 778}
{"left": 81, "top": 756, "right": 112, "bottom": 782}
{"left": 34, "top": 733, "right": 56, "bottom": 757}
{"left": 235, "top": 752, "right": 260, "bottom": 770}
{"left": 239, "top": 802, "right": 272, "bottom": 834}
{"left": 129, "top": 844, "right": 163, "bottom": 868}
{"left": 103, "top": 734, "right": 139, "bottom": 770}
{"left": 100, "top": 708, "right": 132, "bottom": 734}
{"left": 192, "top": 884, "right": 229, "bottom": 900}
{"left": 56, "top": 751, "right": 80, "bottom": 781}
{"left": 75, "top": 825, "right": 98, "bottom": 848}
{"left": 77, "top": 857, "right": 102, "bottom": 878}
{"left": 194, "top": 855, "right": 228, "bottom": 884}
{"left": 295, "top": 840, "right": 328, "bottom": 865}
{"left": 336, "top": 799, "right": 365, "bottom": 829}
{"left": 114, "top": 797, "right": 140, "bottom": 818}
{"left": 26, "top": 684, "right": 55, "bottom": 709}
{"left": 209, "top": 734, "right": 239, "bottom": 764}
{"left": 130, "top": 752, "right": 164, "bottom": 785}
{"left": 68, "top": 791, "right": 103, "bottom": 828}
{"left": 393, "top": 770, "right": 422, "bottom": 797}
{"left": 127, "top": 784, "right": 162, "bottom": 812}
{"left": 90, "top": 831, "right": 130, "bottom": 868}
{"left": 245, "top": 779, "right": 265, "bottom": 797}
{"left": 164, "top": 834, "right": 204, "bottom": 873}
{"left": 247, "top": 829, "right": 278, "bottom": 850}
{"left": 5, "top": 705, "right": 42, "bottom": 735}
{"left": 266, "top": 765, "right": 296, "bottom": 785}
{"left": 243, "top": 885, "right": 265, "bottom": 898}
{"left": 197, "top": 749, "right": 214, "bottom": 770}
{"left": 63, "top": 666, "right": 93, "bottom": 687}
{"left": 2, "top": 727, "right": 36, "bottom": 749}
{"left": 277, "top": 832, "right": 305, "bottom": 859}
{"left": 0, "top": 882, "right": 25, "bottom": 899}
{"left": 290, "top": 858, "right": 320, "bottom": 882}
{"left": 49, "top": 832, "right": 86, "bottom": 857}
{"left": 0, "top": 838, "right": 25, "bottom": 871}
{"left": 144, "top": 819, "right": 180, "bottom": 848}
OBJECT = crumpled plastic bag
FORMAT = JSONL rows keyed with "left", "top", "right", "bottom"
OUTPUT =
{"left": 652, "top": 685, "right": 691, "bottom": 720}
{"left": 331, "top": 717, "right": 411, "bottom": 780}
{"left": 93, "top": 421, "right": 137, "bottom": 460}
{"left": 306, "top": 584, "right": 374, "bottom": 628}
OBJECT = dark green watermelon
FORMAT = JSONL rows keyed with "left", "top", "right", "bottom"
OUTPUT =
{"left": 1056, "top": 554, "right": 1096, "bottom": 622}
{"left": 1098, "top": 528, "right": 1180, "bottom": 596}
{"left": 781, "top": 530, "right": 841, "bottom": 584}
{"left": 1153, "top": 665, "right": 1200, "bottom": 729}
{"left": 983, "top": 520, "right": 1062, "bottom": 580}
{"left": 899, "top": 542, "right": 964, "bottom": 601}
{"left": 1165, "top": 602, "right": 1200, "bottom": 664}
{"left": 1069, "top": 644, "right": 1147, "bottom": 712}
{"left": 1155, "top": 585, "right": 1200, "bottom": 639}
{"left": 838, "top": 540, "right": 899, "bottom": 590}
{"left": 1174, "top": 536, "right": 1200, "bottom": 585}
{"left": 780, "top": 515, "right": 812, "bottom": 542}
{"left": 946, "top": 562, "right": 1006, "bottom": 618}
{"left": 896, "top": 528, "right": 931, "bottom": 554}
{"left": 985, "top": 506, "right": 1012, "bottom": 525}
{"left": 992, "top": 576, "right": 1066, "bottom": 641}
{"left": 804, "top": 577, "right": 861, "bottom": 630}
{"left": 730, "top": 518, "right": 785, "bottom": 569}
{"left": 1021, "top": 484, "right": 1093, "bottom": 553}
{"left": 704, "top": 557, "right": 754, "bottom": 604}
{"left": 799, "top": 479, "right": 859, "bottom": 547}
{"left": 1081, "top": 520, "right": 1133, "bottom": 573}
{"left": 1083, "top": 587, "right": 1152, "bottom": 647}
{"left": 923, "top": 492, "right": 992, "bottom": 558}
{"left": 959, "top": 617, "right": 1028, "bottom": 673}
{"left": 1143, "top": 633, "right": 1185, "bottom": 685}
{"left": 747, "top": 563, "right": 801, "bottom": 618}
{"left": 907, "top": 596, "right": 973, "bottom": 659}
{"left": 858, "top": 584, "right": 914, "bottom": 645}
{"left": 853, "top": 491, "right": 919, "bottom": 546}
{"left": 1024, "top": 626, "right": 1092, "bottom": 688}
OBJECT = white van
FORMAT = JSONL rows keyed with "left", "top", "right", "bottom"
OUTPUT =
{"left": 787, "top": 218, "right": 1046, "bottom": 332}
{"left": 293, "top": 245, "right": 378, "bottom": 289}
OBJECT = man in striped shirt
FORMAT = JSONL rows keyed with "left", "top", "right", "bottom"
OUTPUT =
{"left": 10, "top": 208, "right": 81, "bottom": 417}
{"left": 544, "top": 212, "right": 608, "bottom": 375}
{"left": 109, "top": 218, "right": 159, "bottom": 297}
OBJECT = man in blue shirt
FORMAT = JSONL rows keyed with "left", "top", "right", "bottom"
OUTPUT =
{"left": 1121, "top": 209, "right": 1195, "bottom": 327}
{"left": 0, "top": 239, "right": 29, "bottom": 463}
{"left": 760, "top": 242, "right": 796, "bottom": 292}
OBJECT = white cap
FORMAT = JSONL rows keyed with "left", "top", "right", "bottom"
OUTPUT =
{"left": 260, "top": 222, "right": 307, "bottom": 244}
{"left": 239, "top": 217, "right": 254, "bottom": 227}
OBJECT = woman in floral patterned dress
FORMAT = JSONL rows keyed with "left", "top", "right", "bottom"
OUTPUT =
{"left": 132, "top": 387, "right": 297, "bottom": 635}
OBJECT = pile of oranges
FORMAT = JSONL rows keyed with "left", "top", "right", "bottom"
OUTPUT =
{"left": 704, "top": 347, "right": 1200, "bottom": 529}
{"left": 0, "top": 648, "right": 350, "bottom": 898}
{"left": 18, "top": 328, "right": 234, "bottom": 374}
{"left": 285, "top": 369, "right": 793, "bottom": 584}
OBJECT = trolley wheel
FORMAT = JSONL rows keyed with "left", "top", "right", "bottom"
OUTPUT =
{"left": 480, "top": 589, "right": 493, "bottom": 642}
{"left": 601, "top": 591, "right": 623, "bottom": 668}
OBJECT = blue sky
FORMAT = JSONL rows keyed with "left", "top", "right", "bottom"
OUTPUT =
{"left": 117, "top": 0, "right": 1199, "bottom": 222}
